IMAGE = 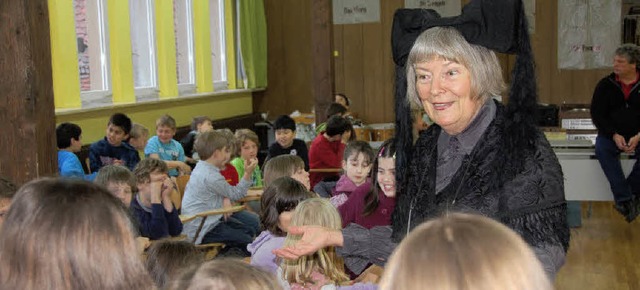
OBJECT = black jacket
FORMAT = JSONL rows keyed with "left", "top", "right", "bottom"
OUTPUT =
{"left": 591, "top": 72, "right": 640, "bottom": 140}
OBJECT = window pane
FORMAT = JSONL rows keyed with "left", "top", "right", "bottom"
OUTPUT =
{"left": 174, "top": 0, "right": 195, "bottom": 85}
{"left": 74, "top": 0, "right": 109, "bottom": 92}
{"left": 210, "top": 0, "right": 226, "bottom": 84}
{"left": 130, "top": 0, "right": 157, "bottom": 89}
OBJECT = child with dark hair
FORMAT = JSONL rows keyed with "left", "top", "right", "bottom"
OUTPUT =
{"left": 145, "top": 240, "right": 204, "bottom": 289}
{"left": 248, "top": 176, "right": 315, "bottom": 273}
{"left": 266, "top": 115, "right": 309, "bottom": 171}
{"left": 89, "top": 113, "right": 140, "bottom": 172}
{"left": 309, "top": 115, "right": 350, "bottom": 188}
{"left": 180, "top": 116, "right": 213, "bottom": 168}
{"left": 315, "top": 103, "right": 348, "bottom": 135}
{"left": 56, "top": 122, "right": 97, "bottom": 180}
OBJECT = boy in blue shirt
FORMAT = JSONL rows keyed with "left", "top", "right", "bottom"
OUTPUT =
{"left": 145, "top": 114, "right": 191, "bottom": 177}
{"left": 56, "top": 122, "right": 96, "bottom": 181}
{"left": 89, "top": 113, "right": 140, "bottom": 172}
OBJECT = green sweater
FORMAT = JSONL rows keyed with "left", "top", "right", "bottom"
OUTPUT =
{"left": 230, "top": 157, "right": 263, "bottom": 187}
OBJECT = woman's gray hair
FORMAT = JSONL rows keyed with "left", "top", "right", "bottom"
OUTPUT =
{"left": 406, "top": 27, "right": 505, "bottom": 108}
{"left": 615, "top": 44, "right": 640, "bottom": 64}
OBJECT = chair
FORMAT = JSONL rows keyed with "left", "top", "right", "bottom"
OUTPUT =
{"left": 186, "top": 205, "right": 246, "bottom": 260}
{"left": 175, "top": 175, "right": 190, "bottom": 202}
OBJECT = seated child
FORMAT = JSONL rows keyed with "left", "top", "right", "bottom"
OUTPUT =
{"left": 217, "top": 128, "right": 240, "bottom": 186}
{"left": 279, "top": 198, "right": 376, "bottom": 290}
{"left": 309, "top": 115, "right": 351, "bottom": 189}
{"left": 131, "top": 158, "right": 183, "bottom": 240}
{"left": 128, "top": 123, "right": 150, "bottom": 152}
{"left": 56, "top": 122, "right": 96, "bottom": 180}
{"left": 95, "top": 165, "right": 136, "bottom": 207}
{"left": 315, "top": 102, "right": 348, "bottom": 135}
{"left": 230, "top": 129, "right": 263, "bottom": 187}
{"left": 145, "top": 114, "right": 191, "bottom": 177}
{"left": 263, "top": 155, "right": 311, "bottom": 190}
{"left": 180, "top": 116, "right": 213, "bottom": 168}
{"left": 0, "top": 177, "right": 16, "bottom": 227}
{"left": 181, "top": 131, "right": 260, "bottom": 253}
{"left": 248, "top": 177, "right": 315, "bottom": 273}
{"left": 171, "top": 259, "right": 281, "bottom": 290}
{"left": 334, "top": 93, "right": 350, "bottom": 111}
{"left": 339, "top": 139, "right": 396, "bottom": 229}
{"left": 266, "top": 115, "right": 309, "bottom": 171}
{"left": 89, "top": 113, "right": 140, "bottom": 172}
{"left": 145, "top": 240, "right": 204, "bottom": 289}
{"left": 315, "top": 141, "right": 374, "bottom": 207}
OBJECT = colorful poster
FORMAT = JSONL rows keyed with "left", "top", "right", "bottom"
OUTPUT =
{"left": 333, "top": 0, "right": 381, "bottom": 24}
{"left": 558, "top": 0, "right": 621, "bottom": 69}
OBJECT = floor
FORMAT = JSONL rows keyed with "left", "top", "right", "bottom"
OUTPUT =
{"left": 555, "top": 202, "right": 640, "bottom": 290}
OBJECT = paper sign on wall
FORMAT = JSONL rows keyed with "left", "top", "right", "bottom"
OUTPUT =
{"left": 333, "top": 0, "right": 381, "bottom": 25}
{"left": 404, "top": 0, "right": 461, "bottom": 17}
{"left": 558, "top": 0, "right": 620, "bottom": 69}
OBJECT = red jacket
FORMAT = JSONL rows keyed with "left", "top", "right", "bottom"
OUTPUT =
{"left": 308, "top": 133, "right": 345, "bottom": 188}
{"left": 220, "top": 163, "right": 239, "bottom": 185}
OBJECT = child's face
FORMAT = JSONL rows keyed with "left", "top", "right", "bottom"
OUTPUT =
{"left": 106, "top": 124, "right": 128, "bottom": 146}
{"left": 106, "top": 181, "right": 133, "bottom": 207}
{"left": 197, "top": 120, "right": 213, "bottom": 133}
{"left": 290, "top": 167, "right": 310, "bottom": 190}
{"left": 212, "top": 146, "right": 232, "bottom": 166}
{"left": 342, "top": 152, "right": 372, "bottom": 186}
{"left": 376, "top": 157, "right": 396, "bottom": 197}
{"left": 137, "top": 170, "right": 168, "bottom": 195}
{"left": 129, "top": 134, "right": 148, "bottom": 151}
{"left": 156, "top": 125, "right": 176, "bottom": 144}
{"left": 240, "top": 140, "right": 258, "bottom": 160}
{"left": 275, "top": 129, "right": 295, "bottom": 148}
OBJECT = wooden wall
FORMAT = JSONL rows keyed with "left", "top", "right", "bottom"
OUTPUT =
{"left": 259, "top": 0, "right": 623, "bottom": 124}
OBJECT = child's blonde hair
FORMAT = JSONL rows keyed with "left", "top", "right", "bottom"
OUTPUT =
{"left": 234, "top": 128, "right": 260, "bottom": 156}
{"left": 263, "top": 155, "right": 306, "bottom": 187}
{"left": 282, "top": 198, "right": 349, "bottom": 287}
{"left": 379, "top": 213, "right": 552, "bottom": 290}
{"left": 130, "top": 123, "right": 149, "bottom": 139}
{"left": 156, "top": 114, "right": 177, "bottom": 129}
{"left": 194, "top": 131, "right": 230, "bottom": 161}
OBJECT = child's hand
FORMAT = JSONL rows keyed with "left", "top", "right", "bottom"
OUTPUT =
{"left": 222, "top": 198, "right": 233, "bottom": 221}
{"left": 179, "top": 162, "right": 192, "bottom": 174}
{"left": 160, "top": 177, "right": 175, "bottom": 200}
{"left": 149, "top": 175, "right": 164, "bottom": 203}
{"left": 244, "top": 157, "right": 259, "bottom": 173}
{"left": 353, "top": 264, "right": 384, "bottom": 284}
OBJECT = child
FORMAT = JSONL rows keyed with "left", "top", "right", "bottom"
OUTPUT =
{"left": 315, "top": 141, "right": 374, "bottom": 208}
{"left": 0, "top": 177, "right": 16, "bottom": 227}
{"left": 217, "top": 128, "right": 240, "bottom": 186}
{"left": 339, "top": 138, "right": 396, "bottom": 229}
{"left": 56, "top": 122, "right": 97, "bottom": 180}
{"left": 315, "top": 103, "right": 348, "bottom": 135}
{"left": 180, "top": 116, "right": 213, "bottom": 167}
{"left": 279, "top": 198, "right": 376, "bottom": 290}
{"left": 171, "top": 259, "right": 282, "bottom": 290}
{"left": 94, "top": 165, "right": 136, "bottom": 207}
{"left": 145, "top": 114, "right": 191, "bottom": 177}
{"left": 248, "top": 177, "right": 315, "bottom": 273}
{"left": 230, "top": 129, "right": 263, "bottom": 187}
{"left": 128, "top": 123, "right": 150, "bottom": 151}
{"left": 379, "top": 213, "right": 552, "bottom": 290}
{"left": 181, "top": 131, "right": 260, "bottom": 253}
{"left": 131, "top": 158, "right": 183, "bottom": 240}
{"left": 334, "top": 93, "right": 350, "bottom": 110}
{"left": 263, "top": 155, "right": 311, "bottom": 190}
{"left": 266, "top": 115, "right": 310, "bottom": 171}
{"left": 89, "top": 113, "right": 140, "bottom": 172}
{"left": 145, "top": 240, "right": 204, "bottom": 289}
{"left": 309, "top": 115, "right": 351, "bottom": 188}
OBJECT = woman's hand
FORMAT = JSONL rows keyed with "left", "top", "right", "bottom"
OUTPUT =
{"left": 272, "top": 225, "right": 343, "bottom": 259}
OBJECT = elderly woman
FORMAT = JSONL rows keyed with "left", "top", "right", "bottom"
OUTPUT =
{"left": 276, "top": 0, "right": 568, "bottom": 279}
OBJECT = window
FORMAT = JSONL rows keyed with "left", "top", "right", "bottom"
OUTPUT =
{"left": 74, "top": 0, "right": 111, "bottom": 107}
{"left": 210, "top": 0, "right": 227, "bottom": 90}
{"left": 174, "top": 0, "right": 196, "bottom": 94}
{"left": 130, "top": 0, "right": 158, "bottom": 100}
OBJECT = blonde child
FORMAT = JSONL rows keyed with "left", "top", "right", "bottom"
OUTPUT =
{"left": 131, "top": 159, "right": 183, "bottom": 240}
{"left": 95, "top": 165, "right": 136, "bottom": 207}
{"left": 181, "top": 131, "right": 260, "bottom": 255}
{"left": 279, "top": 198, "right": 375, "bottom": 290}
{"left": 379, "top": 213, "right": 552, "bottom": 290}
{"left": 263, "top": 155, "right": 311, "bottom": 190}
{"left": 145, "top": 114, "right": 191, "bottom": 177}
{"left": 339, "top": 138, "right": 396, "bottom": 229}
{"left": 315, "top": 141, "right": 375, "bottom": 207}
{"left": 128, "top": 123, "right": 150, "bottom": 151}
{"left": 248, "top": 177, "right": 315, "bottom": 273}
{"left": 231, "top": 128, "right": 263, "bottom": 187}
{"left": 171, "top": 259, "right": 282, "bottom": 290}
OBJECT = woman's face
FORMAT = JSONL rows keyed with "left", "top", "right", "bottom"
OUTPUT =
{"left": 415, "top": 58, "right": 481, "bottom": 135}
